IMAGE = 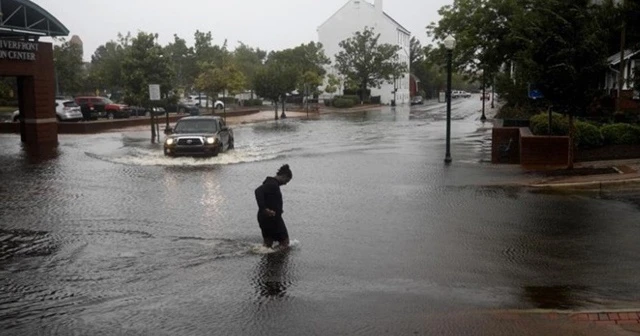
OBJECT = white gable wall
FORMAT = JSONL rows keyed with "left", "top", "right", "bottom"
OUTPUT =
{"left": 318, "top": 0, "right": 410, "bottom": 105}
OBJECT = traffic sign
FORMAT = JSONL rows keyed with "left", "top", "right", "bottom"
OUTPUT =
{"left": 149, "top": 84, "right": 161, "bottom": 101}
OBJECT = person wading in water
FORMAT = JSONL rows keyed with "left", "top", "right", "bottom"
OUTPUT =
{"left": 254, "top": 164, "right": 292, "bottom": 249}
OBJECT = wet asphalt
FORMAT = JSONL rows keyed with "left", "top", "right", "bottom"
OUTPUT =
{"left": 1, "top": 96, "right": 640, "bottom": 335}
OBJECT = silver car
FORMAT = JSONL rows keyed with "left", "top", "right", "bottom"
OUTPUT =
{"left": 12, "top": 99, "right": 83, "bottom": 122}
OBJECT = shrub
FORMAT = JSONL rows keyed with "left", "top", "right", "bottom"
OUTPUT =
{"left": 324, "top": 99, "right": 333, "bottom": 107}
{"left": 333, "top": 98, "right": 355, "bottom": 108}
{"left": 338, "top": 95, "right": 360, "bottom": 105}
{"left": 601, "top": 123, "right": 640, "bottom": 145}
{"left": 243, "top": 99, "right": 263, "bottom": 107}
{"left": 575, "top": 120, "right": 603, "bottom": 148}
{"left": 220, "top": 97, "right": 237, "bottom": 105}
{"left": 529, "top": 112, "right": 569, "bottom": 135}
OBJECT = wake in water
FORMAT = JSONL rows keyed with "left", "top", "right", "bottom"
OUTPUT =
{"left": 85, "top": 146, "right": 284, "bottom": 167}
{"left": 249, "top": 239, "right": 300, "bottom": 255}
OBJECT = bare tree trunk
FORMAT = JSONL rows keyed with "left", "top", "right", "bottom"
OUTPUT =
{"left": 274, "top": 100, "right": 279, "bottom": 120}
{"left": 568, "top": 113, "right": 574, "bottom": 170}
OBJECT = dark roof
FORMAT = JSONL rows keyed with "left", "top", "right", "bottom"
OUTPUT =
{"left": 0, "top": 0, "right": 69, "bottom": 38}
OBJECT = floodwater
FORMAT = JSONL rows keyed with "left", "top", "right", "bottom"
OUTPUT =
{"left": 1, "top": 97, "right": 640, "bottom": 335}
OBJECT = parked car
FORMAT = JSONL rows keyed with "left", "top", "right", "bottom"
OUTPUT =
{"left": 54, "top": 100, "right": 83, "bottom": 121}
{"left": 128, "top": 106, "right": 167, "bottom": 117}
{"left": 187, "top": 95, "right": 224, "bottom": 109}
{"left": 410, "top": 96, "right": 424, "bottom": 105}
{"left": 163, "top": 116, "right": 234, "bottom": 157}
{"left": 74, "top": 96, "right": 131, "bottom": 120}
{"left": 168, "top": 101, "right": 200, "bottom": 115}
{"left": 12, "top": 99, "right": 83, "bottom": 122}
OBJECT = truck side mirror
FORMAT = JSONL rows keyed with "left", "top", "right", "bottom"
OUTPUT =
{"left": 164, "top": 127, "right": 173, "bottom": 135}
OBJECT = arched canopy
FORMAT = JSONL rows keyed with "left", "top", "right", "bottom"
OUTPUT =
{"left": 0, "top": 0, "right": 69, "bottom": 38}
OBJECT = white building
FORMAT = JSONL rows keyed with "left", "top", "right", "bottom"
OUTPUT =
{"left": 318, "top": 0, "right": 411, "bottom": 105}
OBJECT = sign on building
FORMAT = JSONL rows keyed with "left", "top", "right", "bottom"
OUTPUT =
{"left": 0, "top": 40, "right": 38, "bottom": 61}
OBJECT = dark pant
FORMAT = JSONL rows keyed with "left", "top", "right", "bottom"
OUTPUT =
{"left": 257, "top": 213, "right": 289, "bottom": 243}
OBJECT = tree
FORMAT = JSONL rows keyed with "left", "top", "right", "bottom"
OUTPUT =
{"left": 121, "top": 32, "right": 175, "bottom": 107}
{"left": 409, "top": 36, "right": 424, "bottom": 71}
{"left": 268, "top": 42, "right": 331, "bottom": 94}
{"left": 89, "top": 33, "right": 130, "bottom": 95}
{"left": 193, "top": 30, "right": 228, "bottom": 77}
{"left": 195, "top": 62, "right": 246, "bottom": 115}
{"left": 234, "top": 42, "right": 267, "bottom": 98}
{"left": 164, "top": 34, "right": 195, "bottom": 95}
{"left": 253, "top": 62, "right": 297, "bottom": 120}
{"left": 324, "top": 73, "right": 341, "bottom": 97}
{"left": 53, "top": 38, "right": 85, "bottom": 95}
{"left": 334, "top": 27, "right": 404, "bottom": 103}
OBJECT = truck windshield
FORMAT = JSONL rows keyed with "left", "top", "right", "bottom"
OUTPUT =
{"left": 174, "top": 120, "right": 218, "bottom": 133}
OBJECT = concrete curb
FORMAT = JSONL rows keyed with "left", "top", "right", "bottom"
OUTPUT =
{"left": 530, "top": 177, "right": 640, "bottom": 190}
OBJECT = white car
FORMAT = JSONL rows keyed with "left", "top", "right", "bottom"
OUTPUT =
{"left": 188, "top": 95, "right": 225, "bottom": 109}
{"left": 13, "top": 99, "right": 83, "bottom": 122}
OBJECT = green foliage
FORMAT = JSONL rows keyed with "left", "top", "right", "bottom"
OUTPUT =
{"left": 334, "top": 27, "right": 405, "bottom": 101}
{"left": 89, "top": 33, "right": 131, "bottom": 93}
{"left": 243, "top": 99, "right": 264, "bottom": 107}
{"left": 54, "top": 38, "right": 85, "bottom": 95}
{"left": 574, "top": 121, "right": 603, "bottom": 148}
{"left": 429, "top": 0, "right": 619, "bottom": 113}
{"left": 164, "top": 34, "right": 196, "bottom": 92}
{"left": 195, "top": 62, "right": 246, "bottom": 102}
{"left": 234, "top": 42, "right": 267, "bottom": 92}
{"left": 121, "top": 32, "right": 175, "bottom": 106}
{"left": 335, "top": 95, "right": 360, "bottom": 105}
{"left": 268, "top": 42, "right": 330, "bottom": 94}
{"left": 253, "top": 61, "right": 297, "bottom": 104}
{"left": 601, "top": 124, "right": 640, "bottom": 145}
{"left": 333, "top": 98, "right": 355, "bottom": 108}
{"left": 530, "top": 112, "right": 569, "bottom": 136}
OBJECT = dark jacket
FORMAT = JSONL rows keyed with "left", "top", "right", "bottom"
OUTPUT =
{"left": 255, "top": 177, "right": 283, "bottom": 216}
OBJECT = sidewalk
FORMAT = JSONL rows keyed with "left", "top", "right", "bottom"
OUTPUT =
{"left": 524, "top": 159, "right": 640, "bottom": 190}
{"left": 224, "top": 110, "right": 314, "bottom": 125}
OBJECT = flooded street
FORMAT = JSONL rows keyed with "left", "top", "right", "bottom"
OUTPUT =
{"left": 2, "top": 98, "right": 640, "bottom": 335}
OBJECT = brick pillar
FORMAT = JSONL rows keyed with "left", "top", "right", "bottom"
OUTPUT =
{"left": 18, "top": 43, "right": 58, "bottom": 148}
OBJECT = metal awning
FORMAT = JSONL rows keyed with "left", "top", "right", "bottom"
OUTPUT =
{"left": 0, "top": 0, "right": 69, "bottom": 38}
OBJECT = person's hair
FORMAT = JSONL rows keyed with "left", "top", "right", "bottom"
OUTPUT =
{"left": 277, "top": 164, "right": 292, "bottom": 179}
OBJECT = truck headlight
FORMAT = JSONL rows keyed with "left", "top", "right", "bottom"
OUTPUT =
{"left": 206, "top": 137, "right": 215, "bottom": 144}
{"left": 166, "top": 138, "right": 175, "bottom": 145}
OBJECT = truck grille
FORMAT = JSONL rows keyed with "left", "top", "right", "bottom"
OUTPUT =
{"left": 177, "top": 138, "right": 203, "bottom": 146}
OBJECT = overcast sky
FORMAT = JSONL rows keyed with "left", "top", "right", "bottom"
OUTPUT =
{"left": 36, "top": 0, "right": 452, "bottom": 61}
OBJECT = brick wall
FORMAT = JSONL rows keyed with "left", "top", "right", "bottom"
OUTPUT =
{"left": 492, "top": 122, "right": 570, "bottom": 167}
{"left": 520, "top": 134, "right": 569, "bottom": 167}
{"left": 0, "top": 42, "right": 57, "bottom": 147}
{"left": 491, "top": 127, "right": 520, "bottom": 164}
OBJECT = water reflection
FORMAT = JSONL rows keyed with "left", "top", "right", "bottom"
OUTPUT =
{"left": 522, "top": 285, "right": 589, "bottom": 309}
{"left": 21, "top": 143, "right": 60, "bottom": 164}
{"left": 253, "top": 251, "right": 293, "bottom": 299}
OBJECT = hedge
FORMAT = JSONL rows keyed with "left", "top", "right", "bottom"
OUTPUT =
{"left": 242, "top": 99, "right": 263, "bottom": 107}
{"left": 333, "top": 98, "right": 355, "bottom": 108}
{"left": 529, "top": 112, "right": 640, "bottom": 148}
{"left": 601, "top": 123, "right": 640, "bottom": 145}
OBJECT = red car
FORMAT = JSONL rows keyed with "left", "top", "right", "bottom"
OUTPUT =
{"left": 74, "top": 96, "right": 131, "bottom": 120}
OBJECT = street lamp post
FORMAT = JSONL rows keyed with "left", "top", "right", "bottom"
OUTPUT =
{"left": 444, "top": 35, "right": 456, "bottom": 164}
{"left": 481, "top": 70, "right": 487, "bottom": 121}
